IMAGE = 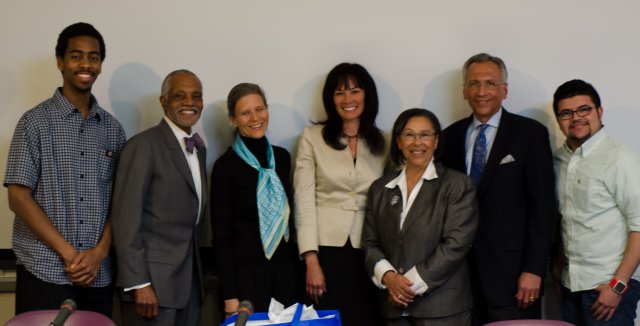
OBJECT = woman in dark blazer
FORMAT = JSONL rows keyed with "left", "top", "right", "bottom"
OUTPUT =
{"left": 362, "top": 108, "right": 479, "bottom": 326}
{"left": 211, "top": 83, "right": 298, "bottom": 316}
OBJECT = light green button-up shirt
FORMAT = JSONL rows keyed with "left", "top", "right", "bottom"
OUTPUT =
{"left": 554, "top": 130, "right": 640, "bottom": 291}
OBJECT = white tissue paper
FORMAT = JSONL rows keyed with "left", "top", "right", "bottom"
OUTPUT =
{"left": 268, "top": 298, "right": 321, "bottom": 323}
{"left": 235, "top": 298, "right": 334, "bottom": 325}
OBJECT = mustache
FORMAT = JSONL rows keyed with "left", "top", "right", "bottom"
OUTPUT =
{"left": 569, "top": 120, "right": 588, "bottom": 128}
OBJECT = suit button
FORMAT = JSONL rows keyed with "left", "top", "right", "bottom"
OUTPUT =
{"left": 398, "top": 239, "right": 403, "bottom": 245}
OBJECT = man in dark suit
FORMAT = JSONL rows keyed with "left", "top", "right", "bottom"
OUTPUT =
{"left": 112, "top": 69, "right": 207, "bottom": 325}
{"left": 440, "top": 53, "right": 556, "bottom": 324}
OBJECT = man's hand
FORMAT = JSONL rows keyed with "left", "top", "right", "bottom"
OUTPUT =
{"left": 591, "top": 283, "right": 622, "bottom": 321}
{"left": 515, "top": 271, "right": 541, "bottom": 308}
{"left": 65, "top": 248, "right": 105, "bottom": 286}
{"left": 134, "top": 286, "right": 159, "bottom": 319}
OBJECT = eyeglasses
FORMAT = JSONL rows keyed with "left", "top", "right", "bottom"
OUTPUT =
{"left": 399, "top": 131, "right": 438, "bottom": 142}
{"left": 465, "top": 80, "right": 504, "bottom": 91}
{"left": 556, "top": 105, "right": 593, "bottom": 120}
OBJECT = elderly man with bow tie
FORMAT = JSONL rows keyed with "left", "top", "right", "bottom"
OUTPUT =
{"left": 112, "top": 69, "right": 207, "bottom": 326}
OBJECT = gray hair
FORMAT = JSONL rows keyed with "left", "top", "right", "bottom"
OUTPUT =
{"left": 462, "top": 53, "right": 508, "bottom": 84}
{"left": 160, "top": 69, "right": 199, "bottom": 97}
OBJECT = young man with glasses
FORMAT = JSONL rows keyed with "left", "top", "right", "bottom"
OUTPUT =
{"left": 552, "top": 79, "right": 640, "bottom": 325}
{"left": 440, "top": 53, "right": 557, "bottom": 325}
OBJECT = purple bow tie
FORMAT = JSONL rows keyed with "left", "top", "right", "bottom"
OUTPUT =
{"left": 184, "top": 132, "right": 205, "bottom": 154}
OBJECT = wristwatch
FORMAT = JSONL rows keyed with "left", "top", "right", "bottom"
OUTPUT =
{"left": 609, "top": 278, "right": 628, "bottom": 295}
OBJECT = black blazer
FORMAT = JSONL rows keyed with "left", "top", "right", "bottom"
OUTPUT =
{"left": 440, "top": 109, "right": 557, "bottom": 306}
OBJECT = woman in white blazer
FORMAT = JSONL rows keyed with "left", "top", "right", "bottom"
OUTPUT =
{"left": 294, "top": 63, "right": 386, "bottom": 326}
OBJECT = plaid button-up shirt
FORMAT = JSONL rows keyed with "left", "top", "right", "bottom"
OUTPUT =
{"left": 4, "top": 88, "right": 126, "bottom": 286}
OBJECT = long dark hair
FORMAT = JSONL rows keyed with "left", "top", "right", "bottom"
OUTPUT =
{"left": 316, "top": 63, "right": 385, "bottom": 155}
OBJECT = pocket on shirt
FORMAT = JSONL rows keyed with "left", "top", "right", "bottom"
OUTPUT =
{"left": 98, "top": 150, "right": 117, "bottom": 182}
{"left": 573, "top": 170, "right": 608, "bottom": 213}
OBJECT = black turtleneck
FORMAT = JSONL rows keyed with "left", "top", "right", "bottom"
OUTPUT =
{"left": 211, "top": 137, "right": 298, "bottom": 303}
{"left": 240, "top": 135, "right": 268, "bottom": 168}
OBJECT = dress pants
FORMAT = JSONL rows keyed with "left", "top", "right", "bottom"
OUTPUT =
{"left": 561, "top": 280, "right": 640, "bottom": 326}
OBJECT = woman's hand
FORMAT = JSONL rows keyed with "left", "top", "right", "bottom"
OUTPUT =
{"left": 383, "top": 271, "right": 416, "bottom": 308}
{"left": 224, "top": 298, "right": 240, "bottom": 317}
{"left": 303, "top": 251, "right": 327, "bottom": 303}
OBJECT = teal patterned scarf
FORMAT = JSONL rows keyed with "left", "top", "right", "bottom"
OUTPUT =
{"left": 232, "top": 135, "right": 290, "bottom": 259}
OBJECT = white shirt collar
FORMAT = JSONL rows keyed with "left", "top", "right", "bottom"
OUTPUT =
{"left": 164, "top": 116, "right": 193, "bottom": 138}
{"left": 472, "top": 107, "right": 502, "bottom": 129}
{"left": 564, "top": 129, "right": 607, "bottom": 158}
{"left": 385, "top": 158, "right": 438, "bottom": 189}
{"left": 164, "top": 116, "right": 200, "bottom": 155}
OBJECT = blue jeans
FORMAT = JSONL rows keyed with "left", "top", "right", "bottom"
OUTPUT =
{"left": 561, "top": 279, "right": 640, "bottom": 325}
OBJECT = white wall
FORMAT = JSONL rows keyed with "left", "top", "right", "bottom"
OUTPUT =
{"left": 1, "top": 1, "right": 639, "bottom": 251}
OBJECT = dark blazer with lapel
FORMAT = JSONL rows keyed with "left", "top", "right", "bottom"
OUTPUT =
{"left": 112, "top": 119, "right": 207, "bottom": 308}
{"left": 363, "top": 163, "right": 479, "bottom": 320}
{"left": 440, "top": 109, "right": 556, "bottom": 306}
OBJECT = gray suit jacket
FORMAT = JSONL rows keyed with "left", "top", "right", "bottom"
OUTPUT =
{"left": 112, "top": 119, "right": 207, "bottom": 309}
{"left": 363, "top": 163, "right": 478, "bottom": 320}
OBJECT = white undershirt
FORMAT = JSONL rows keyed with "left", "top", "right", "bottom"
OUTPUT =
{"left": 164, "top": 116, "right": 203, "bottom": 224}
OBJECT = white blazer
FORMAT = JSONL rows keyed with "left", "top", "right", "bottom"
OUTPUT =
{"left": 294, "top": 124, "right": 385, "bottom": 254}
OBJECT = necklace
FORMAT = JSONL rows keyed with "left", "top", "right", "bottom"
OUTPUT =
{"left": 342, "top": 133, "right": 358, "bottom": 141}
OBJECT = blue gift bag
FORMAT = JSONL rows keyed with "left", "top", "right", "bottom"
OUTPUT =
{"left": 221, "top": 303, "right": 341, "bottom": 326}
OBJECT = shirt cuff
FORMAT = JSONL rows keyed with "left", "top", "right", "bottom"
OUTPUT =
{"left": 405, "top": 266, "right": 429, "bottom": 295}
{"left": 124, "top": 282, "right": 151, "bottom": 292}
{"left": 373, "top": 259, "right": 396, "bottom": 289}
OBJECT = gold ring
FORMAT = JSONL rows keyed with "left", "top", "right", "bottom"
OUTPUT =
{"left": 529, "top": 296, "right": 535, "bottom": 300}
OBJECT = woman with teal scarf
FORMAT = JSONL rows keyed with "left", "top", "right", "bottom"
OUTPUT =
{"left": 211, "top": 83, "right": 299, "bottom": 316}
